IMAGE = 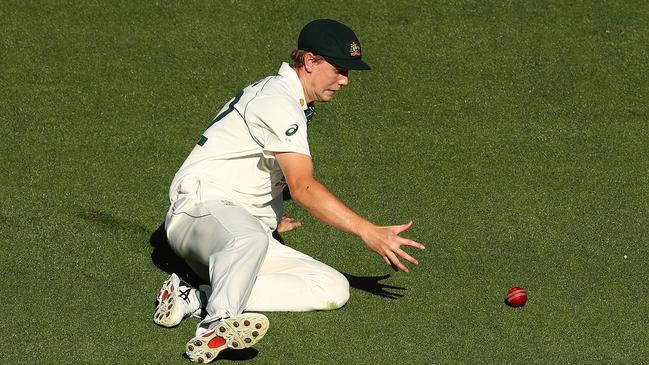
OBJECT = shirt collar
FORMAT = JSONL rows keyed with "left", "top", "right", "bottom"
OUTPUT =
{"left": 278, "top": 62, "right": 308, "bottom": 111}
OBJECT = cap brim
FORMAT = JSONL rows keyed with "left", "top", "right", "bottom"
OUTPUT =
{"left": 325, "top": 56, "right": 371, "bottom": 71}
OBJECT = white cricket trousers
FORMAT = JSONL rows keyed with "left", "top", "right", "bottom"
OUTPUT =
{"left": 164, "top": 178, "right": 350, "bottom": 326}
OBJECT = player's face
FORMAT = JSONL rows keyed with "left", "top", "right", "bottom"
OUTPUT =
{"left": 310, "top": 60, "right": 349, "bottom": 102}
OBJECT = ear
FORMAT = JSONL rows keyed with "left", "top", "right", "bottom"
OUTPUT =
{"left": 303, "top": 52, "right": 318, "bottom": 73}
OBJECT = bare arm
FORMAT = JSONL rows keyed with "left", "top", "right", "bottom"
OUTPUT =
{"left": 276, "top": 152, "right": 425, "bottom": 272}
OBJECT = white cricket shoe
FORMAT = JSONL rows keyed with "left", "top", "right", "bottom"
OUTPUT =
{"left": 185, "top": 313, "right": 269, "bottom": 363}
{"left": 153, "top": 273, "right": 197, "bottom": 327}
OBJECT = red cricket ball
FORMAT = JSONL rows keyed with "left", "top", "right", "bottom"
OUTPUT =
{"left": 505, "top": 287, "right": 527, "bottom": 307}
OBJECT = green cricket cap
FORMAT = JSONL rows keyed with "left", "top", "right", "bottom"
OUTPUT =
{"left": 298, "top": 19, "right": 370, "bottom": 71}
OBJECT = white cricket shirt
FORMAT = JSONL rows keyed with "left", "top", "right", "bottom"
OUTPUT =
{"left": 169, "top": 62, "right": 311, "bottom": 230}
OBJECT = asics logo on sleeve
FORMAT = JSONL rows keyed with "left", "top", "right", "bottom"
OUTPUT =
{"left": 285, "top": 124, "right": 299, "bottom": 136}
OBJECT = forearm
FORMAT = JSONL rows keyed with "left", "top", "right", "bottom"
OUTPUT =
{"left": 276, "top": 152, "right": 424, "bottom": 272}
{"left": 291, "top": 179, "right": 373, "bottom": 237}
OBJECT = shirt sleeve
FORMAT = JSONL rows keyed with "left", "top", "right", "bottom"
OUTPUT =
{"left": 248, "top": 96, "right": 311, "bottom": 156}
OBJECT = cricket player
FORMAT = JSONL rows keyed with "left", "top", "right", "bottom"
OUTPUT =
{"left": 153, "top": 19, "right": 425, "bottom": 363}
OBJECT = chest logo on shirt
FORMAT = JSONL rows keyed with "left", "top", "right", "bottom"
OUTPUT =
{"left": 285, "top": 124, "right": 299, "bottom": 136}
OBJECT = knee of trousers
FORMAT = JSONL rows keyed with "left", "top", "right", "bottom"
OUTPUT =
{"left": 316, "top": 270, "right": 350, "bottom": 310}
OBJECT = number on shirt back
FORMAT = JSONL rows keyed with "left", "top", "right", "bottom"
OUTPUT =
{"left": 198, "top": 91, "right": 243, "bottom": 146}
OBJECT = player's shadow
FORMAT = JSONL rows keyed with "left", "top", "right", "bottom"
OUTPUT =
{"left": 341, "top": 273, "right": 407, "bottom": 299}
{"left": 182, "top": 349, "right": 258, "bottom": 362}
{"left": 150, "top": 223, "right": 207, "bottom": 287}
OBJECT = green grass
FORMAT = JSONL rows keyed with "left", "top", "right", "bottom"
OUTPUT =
{"left": 2, "top": 0, "right": 648, "bottom": 363}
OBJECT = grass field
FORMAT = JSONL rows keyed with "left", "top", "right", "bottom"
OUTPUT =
{"left": 2, "top": 1, "right": 649, "bottom": 363}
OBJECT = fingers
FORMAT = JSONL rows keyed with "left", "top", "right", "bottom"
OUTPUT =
{"left": 395, "top": 247, "right": 418, "bottom": 266}
{"left": 385, "top": 251, "right": 409, "bottom": 273}
{"left": 277, "top": 217, "right": 302, "bottom": 233}
{"left": 370, "top": 221, "right": 424, "bottom": 273}
{"left": 399, "top": 237, "right": 426, "bottom": 251}
{"left": 382, "top": 239, "right": 422, "bottom": 272}
{"left": 391, "top": 222, "right": 425, "bottom": 250}
{"left": 392, "top": 220, "right": 413, "bottom": 234}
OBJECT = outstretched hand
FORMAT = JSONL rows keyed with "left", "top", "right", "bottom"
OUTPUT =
{"left": 360, "top": 221, "right": 425, "bottom": 273}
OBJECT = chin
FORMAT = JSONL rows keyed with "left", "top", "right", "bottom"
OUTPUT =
{"left": 319, "top": 93, "right": 335, "bottom": 102}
